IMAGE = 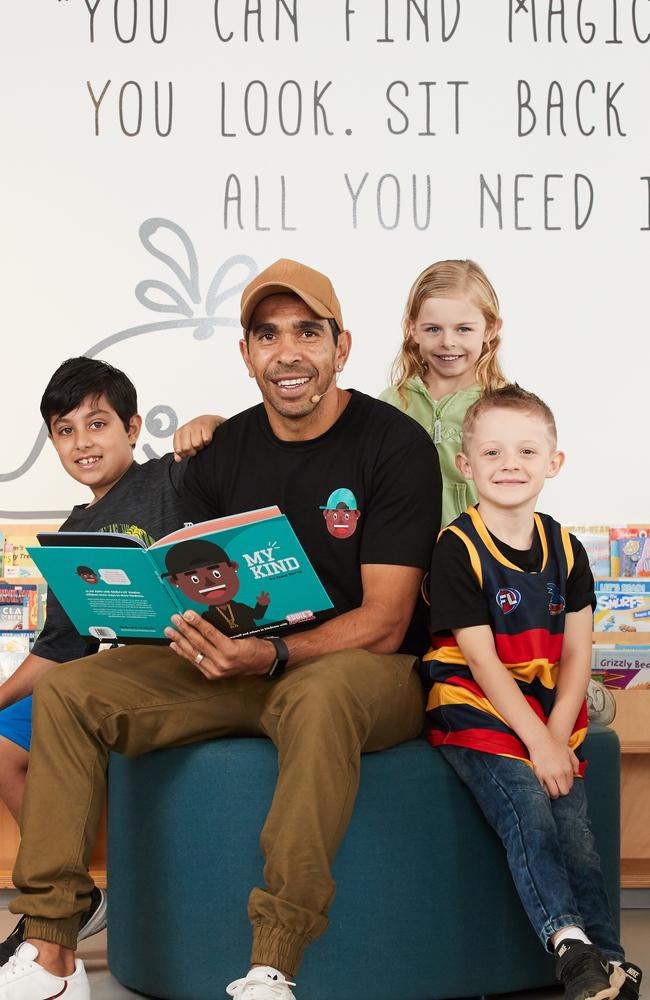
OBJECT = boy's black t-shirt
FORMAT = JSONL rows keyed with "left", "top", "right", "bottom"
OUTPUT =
{"left": 429, "top": 522, "right": 595, "bottom": 634}
{"left": 182, "top": 390, "right": 442, "bottom": 656}
{"left": 32, "top": 456, "right": 186, "bottom": 664}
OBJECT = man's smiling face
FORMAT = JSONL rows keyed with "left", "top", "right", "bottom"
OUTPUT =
{"left": 240, "top": 294, "right": 345, "bottom": 421}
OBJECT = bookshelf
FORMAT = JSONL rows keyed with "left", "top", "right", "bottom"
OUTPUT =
{"left": 0, "top": 522, "right": 107, "bottom": 889}
{"left": 585, "top": 531, "right": 650, "bottom": 887}
{"left": 592, "top": 605, "right": 650, "bottom": 888}
{"left": 609, "top": 686, "right": 650, "bottom": 889}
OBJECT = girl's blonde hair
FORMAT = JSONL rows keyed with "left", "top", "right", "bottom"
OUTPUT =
{"left": 389, "top": 259, "right": 506, "bottom": 402}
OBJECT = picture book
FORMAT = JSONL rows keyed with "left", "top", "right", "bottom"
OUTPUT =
{"left": 35, "top": 583, "right": 48, "bottom": 633}
{"left": 0, "top": 587, "right": 29, "bottom": 632}
{"left": 592, "top": 645, "right": 650, "bottom": 672}
{"left": 592, "top": 645, "right": 650, "bottom": 687}
{"left": 2, "top": 534, "right": 41, "bottom": 579}
{"left": 0, "top": 630, "right": 34, "bottom": 683}
{"left": 566, "top": 525, "right": 610, "bottom": 577}
{"left": 1, "top": 523, "right": 62, "bottom": 582}
{"left": 594, "top": 579, "right": 650, "bottom": 633}
{"left": 610, "top": 526, "right": 650, "bottom": 577}
{"left": 604, "top": 668, "right": 650, "bottom": 689}
{"left": 0, "top": 584, "right": 40, "bottom": 631}
{"left": 28, "top": 507, "right": 335, "bottom": 642}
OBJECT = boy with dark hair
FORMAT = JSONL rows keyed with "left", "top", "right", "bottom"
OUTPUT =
{"left": 39, "top": 356, "right": 138, "bottom": 434}
{"left": 424, "top": 384, "right": 641, "bottom": 1000}
{"left": 0, "top": 356, "right": 219, "bottom": 964}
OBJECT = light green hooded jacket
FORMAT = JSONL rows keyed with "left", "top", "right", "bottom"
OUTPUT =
{"left": 379, "top": 377, "right": 481, "bottom": 528}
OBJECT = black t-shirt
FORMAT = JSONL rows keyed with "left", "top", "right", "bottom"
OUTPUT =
{"left": 182, "top": 390, "right": 442, "bottom": 655}
{"left": 32, "top": 456, "right": 186, "bottom": 663}
{"left": 429, "top": 523, "right": 595, "bottom": 634}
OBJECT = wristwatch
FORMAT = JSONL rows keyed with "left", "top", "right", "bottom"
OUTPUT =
{"left": 264, "top": 636, "right": 290, "bottom": 679}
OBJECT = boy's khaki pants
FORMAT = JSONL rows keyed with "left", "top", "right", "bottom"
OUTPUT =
{"left": 11, "top": 644, "right": 424, "bottom": 975}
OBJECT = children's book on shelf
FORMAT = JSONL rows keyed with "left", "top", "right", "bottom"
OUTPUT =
{"left": 0, "top": 595, "right": 28, "bottom": 632}
{"left": 593, "top": 579, "right": 650, "bottom": 633}
{"left": 592, "top": 645, "right": 650, "bottom": 688}
{"left": 34, "top": 583, "right": 47, "bottom": 632}
{"left": 604, "top": 668, "right": 650, "bottom": 690}
{"left": 566, "top": 525, "right": 610, "bottom": 577}
{"left": 0, "top": 631, "right": 35, "bottom": 683}
{"left": 1, "top": 523, "right": 62, "bottom": 585}
{"left": 28, "top": 507, "right": 335, "bottom": 643}
{"left": 2, "top": 533, "right": 42, "bottom": 579}
{"left": 610, "top": 526, "right": 650, "bottom": 577}
{"left": 0, "top": 584, "right": 41, "bottom": 631}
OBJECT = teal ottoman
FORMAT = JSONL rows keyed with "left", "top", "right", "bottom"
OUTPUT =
{"left": 107, "top": 725, "right": 620, "bottom": 1000}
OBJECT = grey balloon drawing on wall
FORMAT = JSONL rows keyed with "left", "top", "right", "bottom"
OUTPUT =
{"left": 0, "top": 218, "right": 257, "bottom": 518}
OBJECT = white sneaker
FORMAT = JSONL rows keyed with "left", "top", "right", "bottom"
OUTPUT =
{"left": 226, "top": 965, "right": 296, "bottom": 999}
{"left": 586, "top": 679, "right": 616, "bottom": 726}
{"left": 0, "top": 942, "right": 89, "bottom": 998}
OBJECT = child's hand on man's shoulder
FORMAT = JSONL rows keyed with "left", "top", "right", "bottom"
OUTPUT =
{"left": 173, "top": 414, "right": 226, "bottom": 461}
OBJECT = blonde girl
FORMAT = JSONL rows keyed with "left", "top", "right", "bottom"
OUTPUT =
{"left": 380, "top": 259, "right": 506, "bottom": 526}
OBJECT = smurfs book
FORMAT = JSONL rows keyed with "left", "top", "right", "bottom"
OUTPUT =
{"left": 29, "top": 507, "right": 334, "bottom": 642}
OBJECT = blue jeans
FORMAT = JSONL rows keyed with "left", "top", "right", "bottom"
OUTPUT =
{"left": 440, "top": 745, "right": 623, "bottom": 962}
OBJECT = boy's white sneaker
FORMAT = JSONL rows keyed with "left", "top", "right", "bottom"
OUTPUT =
{"left": 226, "top": 966, "right": 296, "bottom": 999}
{"left": 0, "top": 942, "right": 89, "bottom": 998}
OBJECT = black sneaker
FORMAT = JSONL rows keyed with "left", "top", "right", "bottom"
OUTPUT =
{"left": 612, "top": 962, "right": 643, "bottom": 1000}
{"left": 555, "top": 939, "right": 621, "bottom": 1000}
{"left": 0, "top": 886, "right": 107, "bottom": 966}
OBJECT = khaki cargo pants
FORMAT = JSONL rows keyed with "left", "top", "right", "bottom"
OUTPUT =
{"left": 12, "top": 644, "right": 424, "bottom": 975}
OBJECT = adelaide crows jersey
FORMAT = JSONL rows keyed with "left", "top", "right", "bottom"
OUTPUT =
{"left": 423, "top": 505, "right": 588, "bottom": 770}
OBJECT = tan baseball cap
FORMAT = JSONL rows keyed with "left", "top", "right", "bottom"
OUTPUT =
{"left": 240, "top": 259, "right": 344, "bottom": 333}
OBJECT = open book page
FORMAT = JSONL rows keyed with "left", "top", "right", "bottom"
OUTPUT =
{"left": 28, "top": 508, "right": 333, "bottom": 642}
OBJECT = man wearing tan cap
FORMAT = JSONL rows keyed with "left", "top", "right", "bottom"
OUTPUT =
{"left": 9, "top": 260, "right": 441, "bottom": 1000}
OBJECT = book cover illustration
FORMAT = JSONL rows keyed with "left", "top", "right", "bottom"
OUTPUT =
{"left": 0, "top": 585, "right": 40, "bottom": 632}
{"left": 566, "top": 525, "right": 610, "bottom": 577}
{"left": 3, "top": 534, "right": 41, "bottom": 579}
{"left": 28, "top": 507, "right": 334, "bottom": 642}
{"left": 604, "top": 668, "right": 650, "bottom": 689}
{"left": 0, "top": 630, "right": 34, "bottom": 682}
{"left": 610, "top": 527, "right": 650, "bottom": 577}
{"left": 594, "top": 579, "right": 650, "bottom": 633}
{"left": 0, "top": 588, "right": 28, "bottom": 631}
{"left": 592, "top": 645, "right": 650, "bottom": 687}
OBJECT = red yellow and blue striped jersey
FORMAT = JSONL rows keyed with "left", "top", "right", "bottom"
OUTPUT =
{"left": 423, "top": 506, "right": 588, "bottom": 771}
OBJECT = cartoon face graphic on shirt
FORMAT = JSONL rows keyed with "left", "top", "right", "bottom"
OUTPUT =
{"left": 165, "top": 539, "right": 241, "bottom": 606}
{"left": 320, "top": 487, "right": 361, "bottom": 539}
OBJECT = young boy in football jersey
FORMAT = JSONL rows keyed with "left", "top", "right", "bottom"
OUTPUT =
{"left": 423, "top": 384, "right": 641, "bottom": 1000}
{"left": 0, "top": 356, "right": 220, "bottom": 964}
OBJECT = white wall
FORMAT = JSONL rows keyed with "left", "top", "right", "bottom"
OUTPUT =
{"left": 2, "top": 1, "right": 649, "bottom": 521}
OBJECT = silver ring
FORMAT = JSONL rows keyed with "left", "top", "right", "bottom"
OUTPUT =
{"left": 195, "top": 652, "right": 204, "bottom": 666}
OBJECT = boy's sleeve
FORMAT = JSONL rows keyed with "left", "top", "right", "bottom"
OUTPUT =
{"left": 566, "top": 535, "right": 596, "bottom": 613}
{"left": 429, "top": 531, "right": 491, "bottom": 633}
{"left": 30, "top": 589, "right": 98, "bottom": 663}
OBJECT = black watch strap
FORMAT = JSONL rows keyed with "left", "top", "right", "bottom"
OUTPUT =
{"left": 264, "top": 636, "right": 290, "bottom": 679}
